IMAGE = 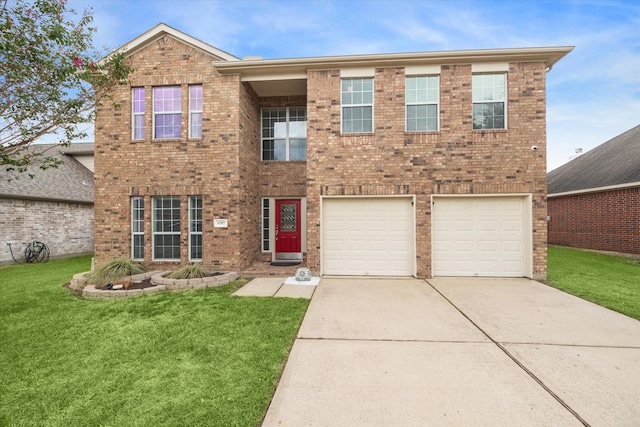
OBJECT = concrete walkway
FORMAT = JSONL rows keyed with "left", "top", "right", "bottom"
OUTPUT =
{"left": 232, "top": 277, "right": 315, "bottom": 299}
{"left": 262, "top": 277, "right": 640, "bottom": 426}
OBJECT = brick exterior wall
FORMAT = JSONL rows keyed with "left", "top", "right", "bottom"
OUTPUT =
{"left": 94, "top": 35, "right": 251, "bottom": 271}
{"left": 94, "top": 33, "right": 549, "bottom": 278}
{"left": 0, "top": 198, "right": 93, "bottom": 264}
{"left": 306, "top": 63, "right": 548, "bottom": 278}
{"left": 548, "top": 187, "right": 640, "bottom": 255}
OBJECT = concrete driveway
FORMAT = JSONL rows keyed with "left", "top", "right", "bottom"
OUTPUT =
{"left": 262, "top": 277, "right": 640, "bottom": 426}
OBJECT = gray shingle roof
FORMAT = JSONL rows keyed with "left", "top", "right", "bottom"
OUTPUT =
{"left": 548, "top": 124, "right": 640, "bottom": 194}
{"left": 0, "top": 143, "right": 94, "bottom": 204}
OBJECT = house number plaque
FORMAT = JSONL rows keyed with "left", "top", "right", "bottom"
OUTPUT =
{"left": 214, "top": 219, "right": 228, "bottom": 228}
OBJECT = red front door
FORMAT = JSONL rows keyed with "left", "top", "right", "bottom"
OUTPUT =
{"left": 275, "top": 199, "right": 301, "bottom": 254}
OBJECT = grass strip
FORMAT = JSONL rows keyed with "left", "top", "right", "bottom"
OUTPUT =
{"left": 547, "top": 246, "right": 640, "bottom": 320}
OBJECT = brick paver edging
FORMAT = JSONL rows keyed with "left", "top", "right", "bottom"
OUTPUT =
{"left": 68, "top": 270, "right": 239, "bottom": 299}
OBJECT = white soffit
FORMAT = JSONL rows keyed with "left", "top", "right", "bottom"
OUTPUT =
{"left": 248, "top": 79, "right": 307, "bottom": 97}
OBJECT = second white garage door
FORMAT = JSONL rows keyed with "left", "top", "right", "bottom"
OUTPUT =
{"left": 322, "top": 197, "right": 415, "bottom": 276}
{"left": 432, "top": 196, "right": 529, "bottom": 277}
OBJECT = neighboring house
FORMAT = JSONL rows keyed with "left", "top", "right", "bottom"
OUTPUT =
{"left": 94, "top": 23, "right": 572, "bottom": 279}
{"left": 548, "top": 125, "right": 640, "bottom": 255}
{"left": 0, "top": 143, "right": 94, "bottom": 264}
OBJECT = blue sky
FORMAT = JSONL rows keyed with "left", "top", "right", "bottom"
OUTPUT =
{"left": 71, "top": 0, "right": 640, "bottom": 171}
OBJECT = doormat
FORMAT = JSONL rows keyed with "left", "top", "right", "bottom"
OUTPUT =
{"left": 270, "top": 261, "right": 301, "bottom": 267}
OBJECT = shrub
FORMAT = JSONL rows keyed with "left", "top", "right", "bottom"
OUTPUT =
{"left": 83, "top": 258, "right": 147, "bottom": 288}
{"left": 166, "top": 263, "right": 208, "bottom": 280}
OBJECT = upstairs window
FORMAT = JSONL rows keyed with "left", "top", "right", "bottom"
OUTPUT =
{"left": 406, "top": 76, "right": 439, "bottom": 132}
{"left": 341, "top": 78, "right": 373, "bottom": 133}
{"left": 472, "top": 73, "right": 506, "bottom": 130}
{"left": 261, "top": 107, "right": 307, "bottom": 161}
{"left": 189, "top": 85, "right": 203, "bottom": 138}
{"left": 132, "top": 88, "right": 145, "bottom": 140}
{"left": 153, "top": 86, "right": 182, "bottom": 139}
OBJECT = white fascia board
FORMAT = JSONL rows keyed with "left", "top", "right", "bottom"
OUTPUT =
{"left": 548, "top": 181, "right": 640, "bottom": 198}
{"left": 215, "top": 46, "right": 574, "bottom": 76}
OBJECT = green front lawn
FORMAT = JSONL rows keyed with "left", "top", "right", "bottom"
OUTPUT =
{"left": 0, "top": 256, "right": 309, "bottom": 426}
{"left": 547, "top": 246, "right": 640, "bottom": 320}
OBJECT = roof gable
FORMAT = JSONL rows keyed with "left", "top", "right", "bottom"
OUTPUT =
{"left": 548, "top": 124, "right": 640, "bottom": 194}
{"left": 110, "top": 23, "right": 239, "bottom": 62}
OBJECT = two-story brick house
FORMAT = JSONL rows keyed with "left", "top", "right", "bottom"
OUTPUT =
{"left": 94, "top": 23, "right": 571, "bottom": 280}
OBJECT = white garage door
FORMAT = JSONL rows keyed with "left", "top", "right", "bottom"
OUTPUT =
{"left": 322, "top": 197, "right": 414, "bottom": 276}
{"left": 432, "top": 196, "right": 527, "bottom": 277}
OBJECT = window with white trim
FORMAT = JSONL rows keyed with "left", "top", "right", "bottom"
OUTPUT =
{"left": 189, "top": 85, "right": 202, "bottom": 138}
{"left": 261, "top": 198, "right": 270, "bottom": 251}
{"left": 341, "top": 78, "right": 373, "bottom": 133}
{"left": 131, "top": 197, "right": 144, "bottom": 260}
{"left": 406, "top": 76, "right": 439, "bottom": 132}
{"left": 261, "top": 107, "right": 307, "bottom": 161}
{"left": 132, "top": 88, "right": 145, "bottom": 140}
{"left": 189, "top": 196, "right": 202, "bottom": 261}
{"left": 472, "top": 73, "right": 506, "bottom": 130}
{"left": 152, "top": 196, "right": 181, "bottom": 260}
{"left": 153, "top": 86, "right": 182, "bottom": 139}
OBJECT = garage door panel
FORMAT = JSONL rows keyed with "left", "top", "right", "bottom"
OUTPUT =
{"left": 433, "top": 197, "right": 526, "bottom": 277}
{"left": 323, "top": 198, "right": 414, "bottom": 276}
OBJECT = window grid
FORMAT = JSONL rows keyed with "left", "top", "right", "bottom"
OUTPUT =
{"left": 341, "top": 78, "right": 373, "bottom": 133}
{"left": 152, "top": 196, "right": 181, "bottom": 260}
{"left": 472, "top": 73, "right": 506, "bottom": 130}
{"left": 261, "top": 107, "right": 307, "bottom": 161}
{"left": 132, "top": 88, "right": 145, "bottom": 140}
{"left": 189, "top": 85, "right": 203, "bottom": 139}
{"left": 189, "top": 196, "right": 202, "bottom": 261}
{"left": 131, "top": 197, "right": 144, "bottom": 260}
{"left": 406, "top": 76, "right": 439, "bottom": 132}
{"left": 262, "top": 198, "right": 270, "bottom": 252}
{"left": 153, "top": 86, "right": 182, "bottom": 139}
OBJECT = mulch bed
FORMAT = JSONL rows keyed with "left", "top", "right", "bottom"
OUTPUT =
{"left": 125, "top": 278, "right": 156, "bottom": 290}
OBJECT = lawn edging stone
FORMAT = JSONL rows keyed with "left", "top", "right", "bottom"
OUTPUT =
{"left": 73, "top": 270, "right": 238, "bottom": 299}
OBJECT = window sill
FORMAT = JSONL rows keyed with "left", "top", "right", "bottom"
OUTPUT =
{"left": 472, "top": 128, "right": 508, "bottom": 133}
{"left": 405, "top": 130, "right": 440, "bottom": 135}
{"left": 152, "top": 138, "right": 183, "bottom": 143}
{"left": 261, "top": 160, "right": 307, "bottom": 163}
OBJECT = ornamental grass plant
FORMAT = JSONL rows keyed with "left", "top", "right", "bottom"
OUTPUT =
{"left": 166, "top": 263, "right": 208, "bottom": 280}
{"left": 82, "top": 257, "right": 148, "bottom": 288}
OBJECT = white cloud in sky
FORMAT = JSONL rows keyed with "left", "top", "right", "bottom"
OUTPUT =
{"left": 65, "top": 0, "right": 639, "bottom": 171}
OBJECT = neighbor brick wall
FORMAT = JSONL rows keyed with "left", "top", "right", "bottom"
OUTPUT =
{"left": 548, "top": 187, "right": 640, "bottom": 254}
{"left": 0, "top": 198, "right": 93, "bottom": 264}
{"left": 94, "top": 35, "right": 248, "bottom": 271}
{"left": 306, "top": 62, "right": 548, "bottom": 278}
